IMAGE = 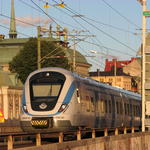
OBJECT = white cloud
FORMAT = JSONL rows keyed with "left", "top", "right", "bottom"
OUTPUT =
{"left": 1, "top": 16, "right": 53, "bottom": 27}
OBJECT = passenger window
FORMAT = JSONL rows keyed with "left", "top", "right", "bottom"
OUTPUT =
{"left": 127, "top": 104, "right": 130, "bottom": 115}
{"left": 116, "top": 102, "right": 119, "bottom": 114}
{"left": 120, "top": 102, "right": 122, "bottom": 114}
{"left": 91, "top": 97, "right": 95, "bottom": 112}
{"left": 105, "top": 100, "right": 107, "bottom": 113}
{"left": 109, "top": 100, "right": 111, "bottom": 113}
{"left": 86, "top": 96, "right": 90, "bottom": 112}
{"left": 101, "top": 100, "right": 104, "bottom": 113}
{"left": 130, "top": 104, "right": 132, "bottom": 115}
{"left": 124, "top": 103, "right": 127, "bottom": 115}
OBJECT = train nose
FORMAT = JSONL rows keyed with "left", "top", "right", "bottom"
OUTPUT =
{"left": 31, "top": 117, "right": 53, "bottom": 129}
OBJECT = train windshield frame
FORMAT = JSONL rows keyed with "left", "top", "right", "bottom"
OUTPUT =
{"left": 29, "top": 71, "right": 66, "bottom": 111}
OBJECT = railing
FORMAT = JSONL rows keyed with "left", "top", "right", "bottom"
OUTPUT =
{"left": 0, "top": 127, "right": 137, "bottom": 150}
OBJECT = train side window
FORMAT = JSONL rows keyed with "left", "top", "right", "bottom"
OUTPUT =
{"left": 137, "top": 106, "right": 140, "bottom": 117}
{"left": 127, "top": 104, "right": 130, "bottom": 115}
{"left": 130, "top": 104, "right": 132, "bottom": 115}
{"left": 133, "top": 105, "right": 136, "bottom": 116}
{"left": 116, "top": 102, "right": 119, "bottom": 114}
{"left": 101, "top": 100, "right": 104, "bottom": 113}
{"left": 124, "top": 103, "right": 127, "bottom": 115}
{"left": 86, "top": 96, "right": 90, "bottom": 112}
{"left": 109, "top": 100, "right": 111, "bottom": 113}
{"left": 91, "top": 97, "right": 95, "bottom": 112}
{"left": 120, "top": 102, "right": 122, "bottom": 114}
{"left": 105, "top": 100, "right": 107, "bottom": 113}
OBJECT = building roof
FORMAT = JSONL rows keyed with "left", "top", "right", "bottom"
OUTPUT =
{"left": 89, "top": 70, "right": 130, "bottom": 77}
{"left": 65, "top": 48, "right": 89, "bottom": 65}
{"left": 104, "top": 58, "right": 136, "bottom": 72}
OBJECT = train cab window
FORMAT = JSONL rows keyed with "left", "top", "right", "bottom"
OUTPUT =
{"left": 33, "top": 84, "right": 61, "bottom": 97}
{"left": 29, "top": 71, "right": 66, "bottom": 111}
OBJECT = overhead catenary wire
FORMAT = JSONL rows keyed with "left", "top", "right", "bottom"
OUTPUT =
{"left": 100, "top": 0, "right": 140, "bottom": 29}
{"left": 19, "top": 0, "right": 82, "bottom": 30}
{"left": 50, "top": 0, "right": 138, "bottom": 53}
{"left": 29, "top": 0, "right": 138, "bottom": 57}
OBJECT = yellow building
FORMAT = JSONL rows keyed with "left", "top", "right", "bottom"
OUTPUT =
{"left": 89, "top": 70, "right": 138, "bottom": 92}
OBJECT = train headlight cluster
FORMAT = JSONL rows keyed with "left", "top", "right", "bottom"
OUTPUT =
{"left": 58, "top": 104, "right": 68, "bottom": 112}
{"left": 23, "top": 105, "right": 28, "bottom": 113}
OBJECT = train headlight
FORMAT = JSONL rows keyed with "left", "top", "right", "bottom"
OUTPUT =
{"left": 23, "top": 105, "right": 28, "bottom": 113}
{"left": 58, "top": 104, "right": 68, "bottom": 112}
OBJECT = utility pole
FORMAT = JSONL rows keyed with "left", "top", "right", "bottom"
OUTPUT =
{"left": 114, "top": 59, "right": 117, "bottom": 86}
{"left": 68, "top": 30, "right": 95, "bottom": 72}
{"left": 37, "top": 26, "right": 41, "bottom": 69}
{"left": 141, "top": 0, "right": 146, "bottom": 132}
{"left": 137, "top": 0, "right": 147, "bottom": 132}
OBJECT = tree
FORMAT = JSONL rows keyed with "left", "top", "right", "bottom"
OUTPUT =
{"left": 9, "top": 38, "right": 71, "bottom": 83}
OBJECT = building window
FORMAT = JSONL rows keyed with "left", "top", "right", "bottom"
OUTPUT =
{"left": 109, "top": 78, "right": 113, "bottom": 82}
{"left": 100, "top": 78, "right": 104, "bottom": 82}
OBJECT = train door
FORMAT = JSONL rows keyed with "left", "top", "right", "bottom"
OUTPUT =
{"left": 121, "top": 93, "right": 130, "bottom": 127}
{"left": 97, "top": 88, "right": 108, "bottom": 128}
{"left": 106, "top": 93, "right": 112, "bottom": 128}
{"left": 119, "top": 92, "right": 125, "bottom": 127}
{"left": 115, "top": 93, "right": 124, "bottom": 127}
{"left": 87, "top": 89, "right": 96, "bottom": 128}
{"left": 110, "top": 92, "right": 116, "bottom": 128}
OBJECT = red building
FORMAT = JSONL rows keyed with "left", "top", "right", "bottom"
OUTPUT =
{"left": 104, "top": 57, "right": 137, "bottom": 72}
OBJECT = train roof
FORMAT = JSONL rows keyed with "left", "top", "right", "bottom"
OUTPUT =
{"left": 72, "top": 71, "right": 141, "bottom": 100}
{"left": 27, "top": 67, "right": 141, "bottom": 100}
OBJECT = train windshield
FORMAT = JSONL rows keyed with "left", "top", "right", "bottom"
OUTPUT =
{"left": 29, "top": 71, "right": 66, "bottom": 111}
{"left": 33, "top": 84, "right": 61, "bottom": 97}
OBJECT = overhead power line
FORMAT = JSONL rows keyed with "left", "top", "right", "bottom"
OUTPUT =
{"left": 101, "top": 0, "right": 140, "bottom": 29}
{"left": 19, "top": 0, "right": 81, "bottom": 30}
{"left": 51, "top": 0, "right": 137, "bottom": 53}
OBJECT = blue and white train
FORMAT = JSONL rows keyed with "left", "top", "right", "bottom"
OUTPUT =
{"left": 20, "top": 67, "right": 141, "bottom": 132}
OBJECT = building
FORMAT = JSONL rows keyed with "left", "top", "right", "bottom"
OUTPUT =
{"left": 0, "top": 70, "right": 22, "bottom": 121}
{"left": 90, "top": 58, "right": 139, "bottom": 92}
{"left": 89, "top": 70, "right": 137, "bottom": 92}
{"left": 104, "top": 58, "right": 137, "bottom": 72}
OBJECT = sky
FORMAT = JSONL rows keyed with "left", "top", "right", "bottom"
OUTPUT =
{"left": 0, "top": 0, "right": 147, "bottom": 71}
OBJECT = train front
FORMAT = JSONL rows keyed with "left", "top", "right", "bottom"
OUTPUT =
{"left": 20, "top": 68, "right": 75, "bottom": 132}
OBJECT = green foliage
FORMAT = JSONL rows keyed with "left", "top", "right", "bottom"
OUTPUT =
{"left": 9, "top": 38, "right": 71, "bottom": 83}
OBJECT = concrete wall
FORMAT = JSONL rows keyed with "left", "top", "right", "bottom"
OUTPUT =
{"left": 15, "top": 132, "right": 150, "bottom": 150}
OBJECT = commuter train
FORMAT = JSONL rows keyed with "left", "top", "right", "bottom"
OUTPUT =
{"left": 20, "top": 67, "right": 141, "bottom": 132}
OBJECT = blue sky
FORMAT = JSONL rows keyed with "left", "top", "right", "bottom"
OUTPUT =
{"left": 0, "top": 0, "right": 146, "bottom": 71}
